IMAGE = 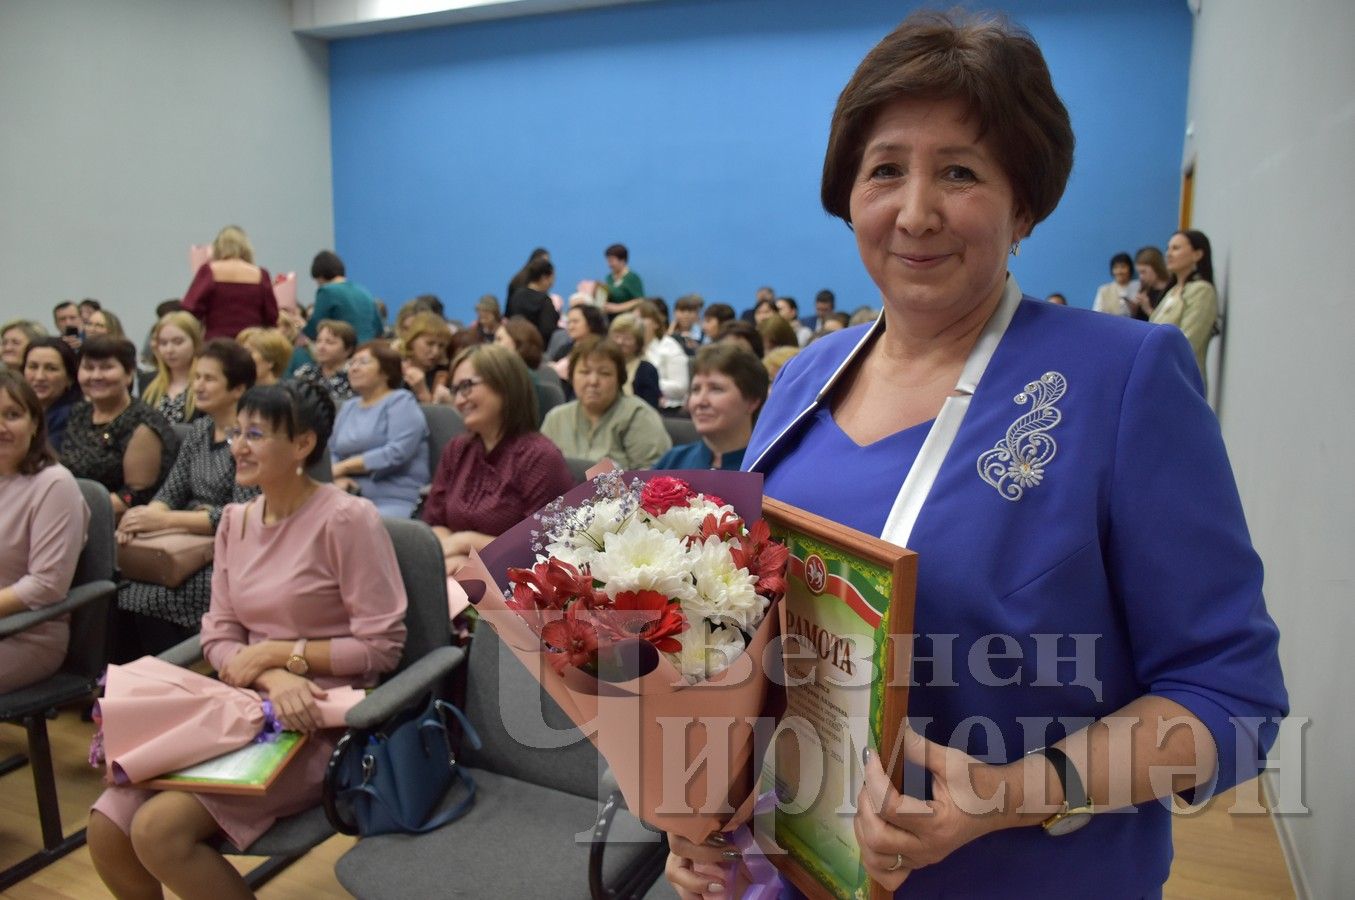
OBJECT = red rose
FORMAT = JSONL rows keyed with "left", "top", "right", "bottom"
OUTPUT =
{"left": 640, "top": 476, "right": 696, "bottom": 516}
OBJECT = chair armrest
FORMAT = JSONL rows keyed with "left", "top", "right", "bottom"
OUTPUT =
{"left": 0, "top": 580, "right": 116, "bottom": 638}
{"left": 344, "top": 645, "right": 466, "bottom": 731}
{"left": 158, "top": 634, "right": 203, "bottom": 668}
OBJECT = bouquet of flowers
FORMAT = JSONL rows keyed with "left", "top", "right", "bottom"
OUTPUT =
{"left": 459, "top": 470, "right": 788, "bottom": 843}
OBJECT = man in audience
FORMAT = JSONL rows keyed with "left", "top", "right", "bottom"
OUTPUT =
{"left": 508, "top": 258, "right": 559, "bottom": 344}
{"left": 703, "top": 302, "right": 736, "bottom": 344}
{"left": 805, "top": 289, "right": 835, "bottom": 332}
{"left": 670, "top": 294, "right": 704, "bottom": 353}
{"left": 53, "top": 301, "right": 83, "bottom": 350}
{"left": 776, "top": 297, "right": 813, "bottom": 346}
{"left": 305, "top": 250, "right": 385, "bottom": 344}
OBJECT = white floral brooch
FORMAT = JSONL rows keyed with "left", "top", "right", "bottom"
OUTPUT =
{"left": 976, "top": 372, "right": 1067, "bottom": 501}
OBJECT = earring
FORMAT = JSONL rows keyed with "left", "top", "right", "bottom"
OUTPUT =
{"left": 296, "top": 464, "right": 304, "bottom": 477}
{"left": 1010, "top": 241, "right": 1021, "bottom": 257}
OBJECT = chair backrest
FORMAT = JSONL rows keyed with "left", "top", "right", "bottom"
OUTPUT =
{"left": 68, "top": 479, "right": 117, "bottom": 681}
{"left": 533, "top": 380, "right": 565, "bottom": 425}
{"left": 564, "top": 456, "right": 594, "bottom": 485}
{"left": 381, "top": 517, "right": 450, "bottom": 674}
{"left": 662, "top": 415, "right": 698, "bottom": 448}
{"left": 308, "top": 452, "right": 332, "bottom": 483}
{"left": 460, "top": 624, "right": 600, "bottom": 800}
{"left": 420, "top": 404, "right": 466, "bottom": 474}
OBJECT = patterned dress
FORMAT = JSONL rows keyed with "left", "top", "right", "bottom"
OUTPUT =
{"left": 292, "top": 362, "right": 354, "bottom": 403}
{"left": 60, "top": 400, "right": 177, "bottom": 507}
{"left": 118, "top": 417, "right": 258, "bottom": 628}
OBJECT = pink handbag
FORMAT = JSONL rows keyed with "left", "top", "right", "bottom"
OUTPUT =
{"left": 117, "top": 530, "right": 214, "bottom": 588}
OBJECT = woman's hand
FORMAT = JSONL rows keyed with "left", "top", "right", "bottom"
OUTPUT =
{"left": 403, "top": 362, "right": 431, "bottom": 402}
{"left": 256, "top": 670, "right": 327, "bottom": 733}
{"left": 117, "top": 505, "right": 170, "bottom": 538}
{"left": 331, "top": 456, "right": 364, "bottom": 478}
{"left": 431, "top": 383, "right": 453, "bottom": 405}
{"left": 217, "top": 642, "right": 284, "bottom": 689}
{"left": 333, "top": 476, "right": 361, "bottom": 495}
{"left": 664, "top": 833, "right": 746, "bottom": 898}
{"left": 855, "top": 731, "right": 1014, "bottom": 892}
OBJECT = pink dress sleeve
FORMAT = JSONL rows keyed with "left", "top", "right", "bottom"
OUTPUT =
{"left": 200, "top": 502, "right": 250, "bottom": 672}
{"left": 11, "top": 467, "right": 89, "bottom": 610}
{"left": 323, "top": 498, "right": 407, "bottom": 677}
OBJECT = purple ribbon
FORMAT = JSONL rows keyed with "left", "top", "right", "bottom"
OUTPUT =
{"left": 711, "top": 791, "right": 782, "bottom": 900}
{"left": 254, "top": 700, "right": 284, "bottom": 743}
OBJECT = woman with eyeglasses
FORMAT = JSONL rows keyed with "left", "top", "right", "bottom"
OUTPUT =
{"left": 113, "top": 340, "right": 258, "bottom": 659}
{"left": 90, "top": 380, "right": 407, "bottom": 900}
{"left": 329, "top": 340, "right": 429, "bottom": 517}
{"left": 60, "top": 336, "right": 176, "bottom": 520}
{"left": 423, "top": 344, "right": 573, "bottom": 572}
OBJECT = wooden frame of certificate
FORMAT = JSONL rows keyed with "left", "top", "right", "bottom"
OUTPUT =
{"left": 757, "top": 497, "right": 916, "bottom": 900}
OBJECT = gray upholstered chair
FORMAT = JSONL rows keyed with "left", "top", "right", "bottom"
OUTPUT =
{"left": 565, "top": 456, "right": 595, "bottom": 485}
{"left": 333, "top": 623, "right": 667, "bottom": 899}
{"left": 421, "top": 402, "right": 466, "bottom": 473}
{"left": 660, "top": 416, "right": 698, "bottom": 449}
{"left": 535, "top": 378, "right": 566, "bottom": 424}
{"left": 0, "top": 479, "right": 118, "bottom": 890}
{"left": 157, "top": 516, "right": 461, "bottom": 890}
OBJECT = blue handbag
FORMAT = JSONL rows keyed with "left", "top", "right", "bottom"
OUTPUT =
{"left": 325, "top": 698, "right": 482, "bottom": 836}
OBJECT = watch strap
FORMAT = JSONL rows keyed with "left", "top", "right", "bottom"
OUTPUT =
{"left": 1030, "top": 745, "right": 1090, "bottom": 816}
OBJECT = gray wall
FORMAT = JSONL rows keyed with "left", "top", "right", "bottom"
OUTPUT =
{"left": 0, "top": 0, "right": 333, "bottom": 349}
{"left": 1185, "top": 1, "right": 1355, "bottom": 896}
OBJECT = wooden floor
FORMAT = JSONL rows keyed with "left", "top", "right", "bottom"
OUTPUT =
{"left": 0, "top": 707, "right": 1296, "bottom": 899}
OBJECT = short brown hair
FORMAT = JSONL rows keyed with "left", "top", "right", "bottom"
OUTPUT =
{"left": 0, "top": 370, "right": 57, "bottom": 475}
{"left": 449, "top": 343, "right": 538, "bottom": 443}
{"left": 821, "top": 10, "right": 1073, "bottom": 229}
{"left": 316, "top": 319, "right": 358, "bottom": 354}
{"left": 237, "top": 327, "right": 293, "bottom": 379}
{"left": 500, "top": 316, "right": 545, "bottom": 369}
{"left": 757, "top": 315, "right": 799, "bottom": 352}
{"left": 692, "top": 344, "right": 769, "bottom": 420}
{"left": 355, "top": 340, "right": 404, "bottom": 390}
{"left": 566, "top": 335, "right": 626, "bottom": 384}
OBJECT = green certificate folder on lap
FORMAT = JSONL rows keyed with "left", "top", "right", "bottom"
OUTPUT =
{"left": 145, "top": 732, "right": 308, "bottom": 796}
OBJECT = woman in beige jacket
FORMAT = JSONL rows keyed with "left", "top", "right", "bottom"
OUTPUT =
{"left": 1151, "top": 229, "right": 1218, "bottom": 387}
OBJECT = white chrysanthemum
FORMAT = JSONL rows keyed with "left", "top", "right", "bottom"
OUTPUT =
{"left": 644, "top": 497, "right": 737, "bottom": 540}
{"left": 542, "top": 497, "right": 634, "bottom": 570}
{"left": 541, "top": 539, "right": 595, "bottom": 572}
{"left": 667, "top": 619, "right": 748, "bottom": 683}
{"left": 686, "top": 535, "right": 766, "bottom": 631}
{"left": 589, "top": 523, "right": 696, "bottom": 602}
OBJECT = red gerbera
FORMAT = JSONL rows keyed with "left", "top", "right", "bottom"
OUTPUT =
{"left": 596, "top": 590, "right": 689, "bottom": 653}
{"left": 730, "top": 519, "right": 789, "bottom": 597}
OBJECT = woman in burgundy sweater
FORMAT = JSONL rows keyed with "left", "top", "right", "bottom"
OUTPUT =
{"left": 422, "top": 344, "right": 574, "bottom": 573}
{"left": 181, "top": 225, "right": 279, "bottom": 341}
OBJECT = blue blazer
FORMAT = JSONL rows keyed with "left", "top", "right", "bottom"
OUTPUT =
{"left": 746, "top": 294, "right": 1287, "bottom": 898}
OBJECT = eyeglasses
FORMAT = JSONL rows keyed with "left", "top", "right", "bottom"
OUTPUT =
{"left": 224, "top": 426, "right": 272, "bottom": 447}
{"left": 448, "top": 377, "right": 484, "bottom": 399}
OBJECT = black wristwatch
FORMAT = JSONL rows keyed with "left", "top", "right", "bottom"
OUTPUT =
{"left": 1027, "top": 746, "right": 1094, "bottom": 836}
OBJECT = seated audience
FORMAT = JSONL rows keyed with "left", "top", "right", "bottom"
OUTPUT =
{"left": 1131, "top": 245, "right": 1170, "bottom": 320}
{"left": 669, "top": 294, "right": 705, "bottom": 353}
{"left": 423, "top": 345, "right": 573, "bottom": 572}
{"left": 53, "top": 300, "right": 83, "bottom": 351}
{"left": 89, "top": 381, "right": 406, "bottom": 899}
{"left": 140, "top": 311, "right": 203, "bottom": 424}
{"left": 305, "top": 250, "right": 384, "bottom": 344}
{"left": 776, "top": 297, "right": 813, "bottom": 346}
{"left": 805, "top": 289, "right": 836, "bottom": 333}
{"left": 277, "top": 306, "right": 312, "bottom": 375}
{"left": 758, "top": 313, "right": 800, "bottom": 355}
{"left": 636, "top": 300, "right": 689, "bottom": 413}
{"left": 507, "top": 258, "right": 559, "bottom": 346}
{"left": 701, "top": 302, "right": 736, "bottom": 345}
{"left": 717, "top": 319, "right": 765, "bottom": 359}
{"left": 495, "top": 315, "right": 565, "bottom": 419}
{"left": 550, "top": 303, "right": 607, "bottom": 368}
{"left": 656, "top": 344, "right": 768, "bottom": 472}
{"left": 79, "top": 299, "right": 102, "bottom": 324}
{"left": 237, "top": 327, "right": 292, "bottom": 387}
{"left": 114, "top": 340, "right": 258, "bottom": 659}
{"left": 474, "top": 294, "right": 502, "bottom": 344}
{"left": 751, "top": 298, "right": 777, "bottom": 325}
{"left": 294, "top": 319, "right": 356, "bottom": 403}
{"left": 182, "top": 225, "right": 279, "bottom": 340}
{"left": 399, "top": 311, "right": 452, "bottom": 403}
{"left": 763, "top": 345, "right": 800, "bottom": 381}
{"left": 608, "top": 313, "right": 662, "bottom": 409}
{"left": 85, "top": 308, "right": 127, "bottom": 340}
{"left": 0, "top": 372, "right": 90, "bottom": 693}
{"left": 540, "top": 336, "right": 671, "bottom": 469}
{"left": 330, "top": 341, "right": 429, "bottom": 517}
{"left": 1093, "top": 252, "right": 1138, "bottom": 316}
{"left": 61, "top": 337, "right": 176, "bottom": 518}
{"left": 848, "top": 305, "right": 879, "bottom": 326}
{"left": 823, "top": 311, "right": 851, "bottom": 333}
{"left": 2, "top": 320, "right": 46, "bottom": 371}
{"left": 22, "top": 338, "right": 82, "bottom": 452}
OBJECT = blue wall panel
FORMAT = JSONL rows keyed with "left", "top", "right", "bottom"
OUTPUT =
{"left": 329, "top": 0, "right": 1192, "bottom": 321}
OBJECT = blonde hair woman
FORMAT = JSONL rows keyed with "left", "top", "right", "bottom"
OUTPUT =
{"left": 141, "top": 311, "right": 203, "bottom": 424}
{"left": 398, "top": 311, "right": 452, "bottom": 403}
{"left": 236, "top": 327, "right": 293, "bottom": 387}
{"left": 182, "top": 225, "right": 278, "bottom": 340}
{"left": 606, "top": 313, "right": 661, "bottom": 409}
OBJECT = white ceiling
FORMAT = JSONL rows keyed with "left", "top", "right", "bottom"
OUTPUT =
{"left": 291, "top": 0, "right": 660, "bottom": 38}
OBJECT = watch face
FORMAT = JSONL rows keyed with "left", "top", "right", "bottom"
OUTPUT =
{"left": 1046, "top": 810, "right": 1093, "bottom": 836}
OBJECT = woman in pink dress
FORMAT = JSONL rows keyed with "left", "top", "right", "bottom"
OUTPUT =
{"left": 0, "top": 371, "right": 89, "bottom": 694}
{"left": 89, "top": 380, "right": 407, "bottom": 900}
